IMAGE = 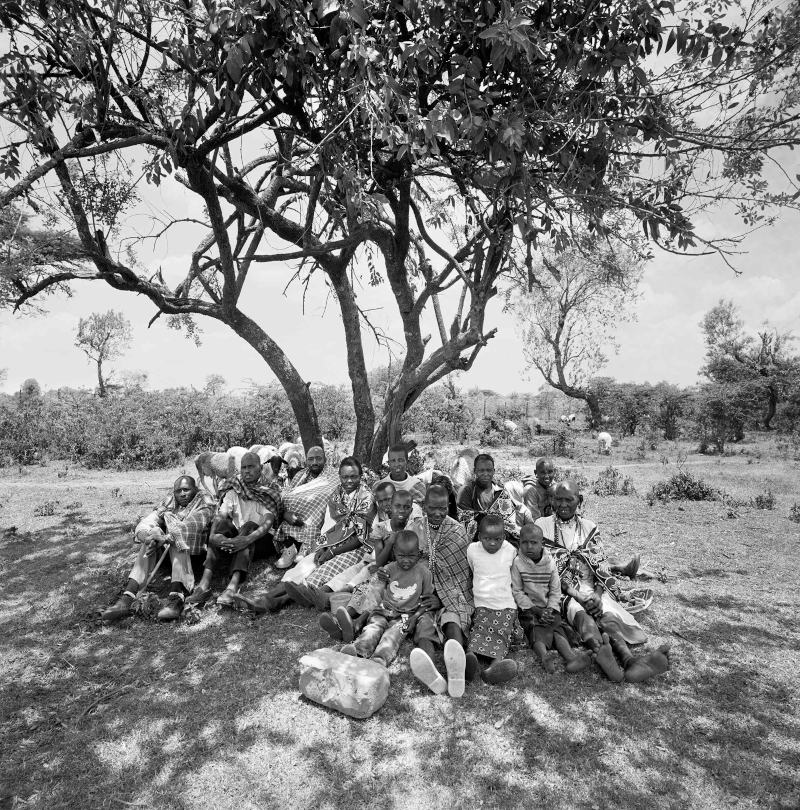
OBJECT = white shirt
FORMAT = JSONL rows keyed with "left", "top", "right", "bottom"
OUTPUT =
{"left": 467, "top": 540, "right": 517, "bottom": 610}
{"left": 218, "top": 490, "right": 272, "bottom": 530}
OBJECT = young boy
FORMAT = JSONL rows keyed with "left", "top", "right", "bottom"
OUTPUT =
{"left": 341, "top": 530, "right": 437, "bottom": 667}
{"left": 375, "top": 444, "right": 426, "bottom": 505}
{"left": 372, "top": 481, "right": 396, "bottom": 526}
{"left": 512, "top": 524, "right": 591, "bottom": 674}
{"left": 523, "top": 458, "right": 555, "bottom": 519}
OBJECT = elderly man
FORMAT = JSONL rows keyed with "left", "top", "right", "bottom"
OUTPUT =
{"left": 186, "top": 451, "right": 283, "bottom": 608}
{"left": 536, "top": 480, "right": 670, "bottom": 683}
{"left": 101, "top": 476, "right": 215, "bottom": 622}
{"left": 272, "top": 445, "right": 339, "bottom": 569}
{"left": 456, "top": 452, "right": 535, "bottom": 546}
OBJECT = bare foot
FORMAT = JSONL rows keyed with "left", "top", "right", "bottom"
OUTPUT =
{"left": 595, "top": 633, "right": 625, "bottom": 682}
{"left": 624, "top": 644, "right": 671, "bottom": 683}
{"left": 565, "top": 651, "right": 592, "bottom": 674}
{"left": 542, "top": 655, "right": 557, "bottom": 674}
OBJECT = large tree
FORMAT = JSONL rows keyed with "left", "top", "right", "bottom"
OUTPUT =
{"left": 1, "top": 0, "right": 799, "bottom": 466}
{"left": 75, "top": 309, "right": 133, "bottom": 397}
{"left": 700, "top": 299, "right": 799, "bottom": 429}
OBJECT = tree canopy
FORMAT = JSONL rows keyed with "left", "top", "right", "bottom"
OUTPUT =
{"left": 1, "top": 0, "right": 799, "bottom": 464}
{"left": 74, "top": 309, "right": 133, "bottom": 397}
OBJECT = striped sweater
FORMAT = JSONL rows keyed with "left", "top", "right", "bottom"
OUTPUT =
{"left": 511, "top": 550, "right": 561, "bottom": 611}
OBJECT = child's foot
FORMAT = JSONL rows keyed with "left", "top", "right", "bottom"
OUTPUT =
{"left": 595, "top": 633, "right": 625, "bottom": 683}
{"left": 335, "top": 606, "right": 355, "bottom": 643}
{"left": 318, "top": 612, "right": 342, "bottom": 641}
{"left": 340, "top": 643, "right": 357, "bottom": 657}
{"left": 624, "top": 645, "right": 671, "bottom": 683}
{"left": 284, "top": 582, "right": 315, "bottom": 608}
{"left": 465, "top": 651, "right": 480, "bottom": 682}
{"left": 443, "top": 639, "right": 467, "bottom": 698}
{"left": 542, "top": 655, "right": 557, "bottom": 674}
{"left": 565, "top": 651, "right": 592, "bottom": 673}
{"left": 409, "top": 648, "right": 447, "bottom": 695}
{"left": 482, "top": 659, "right": 517, "bottom": 685}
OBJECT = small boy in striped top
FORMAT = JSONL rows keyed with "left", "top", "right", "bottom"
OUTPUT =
{"left": 512, "top": 524, "right": 591, "bottom": 674}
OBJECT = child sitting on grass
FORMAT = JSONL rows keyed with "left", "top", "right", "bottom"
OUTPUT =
{"left": 340, "top": 530, "right": 438, "bottom": 668}
{"left": 464, "top": 514, "right": 519, "bottom": 685}
{"left": 512, "top": 524, "right": 591, "bottom": 674}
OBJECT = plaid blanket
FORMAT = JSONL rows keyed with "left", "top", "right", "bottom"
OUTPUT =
{"left": 427, "top": 516, "right": 473, "bottom": 632}
{"left": 218, "top": 474, "right": 282, "bottom": 518}
{"left": 457, "top": 482, "right": 529, "bottom": 542}
{"left": 135, "top": 491, "right": 215, "bottom": 555}
{"left": 276, "top": 466, "right": 339, "bottom": 552}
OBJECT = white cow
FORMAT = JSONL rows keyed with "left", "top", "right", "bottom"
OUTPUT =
{"left": 597, "top": 432, "right": 613, "bottom": 454}
{"left": 503, "top": 419, "right": 519, "bottom": 434}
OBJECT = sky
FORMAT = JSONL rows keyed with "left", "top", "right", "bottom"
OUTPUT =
{"left": 1, "top": 190, "right": 799, "bottom": 397}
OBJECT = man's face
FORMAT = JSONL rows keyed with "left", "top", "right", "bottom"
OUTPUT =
{"left": 392, "top": 493, "right": 413, "bottom": 524}
{"left": 536, "top": 462, "right": 555, "bottom": 488}
{"left": 173, "top": 478, "right": 197, "bottom": 507}
{"left": 478, "top": 524, "right": 505, "bottom": 554}
{"left": 240, "top": 456, "right": 261, "bottom": 484}
{"left": 306, "top": 448, "right": 325, "bottom": 474}
{"left": 519, "top": 532, "right": 544, "bottom": 561}
{"left": 474, "top": 459, "right": 495, "bottom": 488}
{"left": 339, "top": 464, "right": 361, "bottom": 492}
{"left": 554, "top": 486, "right": 580, "bottom": 520}
{"left": 394, "top": 541, "right": 420, "bottom": 571}
{"left": 387, "top": 450, "right": 407, "bottom": 478}
{"left": 424, "top": 494, "right": 448, "bottom": 527}
{"left": 376, "top": 488, "right": 394, "bottom": 516}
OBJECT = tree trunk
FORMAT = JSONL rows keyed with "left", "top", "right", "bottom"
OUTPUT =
{"left": 96, "top": 359, "right": 106, "bottom": 398}
{"left": 585, "top": 392, "right": 602, "bottom": 428}
{"left": 764, "top": 386, "right": 777, "bottom": 430}
{"left": 229, "top": 310, "right": 323, "bottom": 451}
{"left": 369, "top": 402, "right": 405, "bottom": 471}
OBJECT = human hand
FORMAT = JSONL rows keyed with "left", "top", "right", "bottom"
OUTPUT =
{"left": 404, "top": 617, "right": 418, "bottom": 636}
{"left": 418, "top": 594, "right": 441, "bottom": 612}
{"left": 542, "top": 608, "right": 556, "bottom": 626}
{"left": 376, "top": 566, "right": 390, "bottom": 583}
{"left": 314, "top": 546, "right": 334, "bottom": 564}
{"left": 367, "top": 563, "right": 378, "bottom": 575}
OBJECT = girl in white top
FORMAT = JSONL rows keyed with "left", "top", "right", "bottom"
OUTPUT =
{"left": 464, "top": 513, "right": 519, "bottom": 685}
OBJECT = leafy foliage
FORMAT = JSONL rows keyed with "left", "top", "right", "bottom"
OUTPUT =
{"left": 592, "top": 466, "right": 637, "bottom": 497}
{"left": 648, "top": 470, "right": 720, "bottom": 503}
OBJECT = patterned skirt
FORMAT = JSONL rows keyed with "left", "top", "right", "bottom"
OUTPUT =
{"left": 305, "top": 549, "right": 366, "bottom": 589}
{"left": 468, "top": 607, "right": 517, "bottom": 660}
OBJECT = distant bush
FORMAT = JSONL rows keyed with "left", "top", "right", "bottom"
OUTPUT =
{"left": 592, "top": 466, "right": 637, "bottom": 497}
{"left": 554, "top": 467, "right": 590, "bottom": 492}
{"left": 496, "top": 465, "right": 524, "bottom": 483}
{"left": 789, "top": 503, "right": 800, "bottom": 523}
{"left": 648, "top": 470, "right": 719, "bottom": 503}
{"left": 750, "top": 490, "right": 776, "bottom": 510}
{"left": 33, "top": 500, "right": 58, "bottom": 516}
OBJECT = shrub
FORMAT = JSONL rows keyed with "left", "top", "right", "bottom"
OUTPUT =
{"left": 648, "top": 470, "right": 719, "bottom": 503}
{"left": 496, "top": 465, "right": 524, "bottom": 483}
{"left": 33, "top": 500, "right": 58, "bottom": 516}
{"left": 750, "top": 490, "right": 776, "bottom": 510}
{"left": 592, "top": 466, "right": 637, "bottom": 497}
{"left": 789, "top": 503, "right": 800, "bottom": 523}
{"left": 554, "top": 467, "right": 590, "bottom": 492}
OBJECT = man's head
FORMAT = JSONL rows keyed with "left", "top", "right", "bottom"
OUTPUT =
{"left": 553, "top": 480, "right": 581, "bottom": 521}
{"left": 535, "top": 458, "right": 555, "bottom": 488}
{"left": 387, "top": 443, "right": 409, "bottom": 479}
{"left": 424, "top": 483, "right": 450, "bottom": 527}
{"left": 338, "top": 456, "right": 363, "bottom": 492}
{"left": 173, "top": 475, "right": 198, "bottom": 507}
{"left": 390, "top": 490, "right": 414, "bottom": 525}
{"left": 374, "top": 481, "right": 396, "bottom": 517}
{"left": 306, "top": 445, "right": 326, "bottom": 475}
{"left": 473, "top": 453, "right": 495, "bottom": 488}
{"left": 519, "top": 524, "right": 544, "bottom": 562}
{"left": 477, "top": 513, "right": 505, "bottom": 554}
{"left": 393, "top": 529, "right": 421, "bottom": 570}
{"left": 240, "top": 452, "right": 262, "bottom": 484}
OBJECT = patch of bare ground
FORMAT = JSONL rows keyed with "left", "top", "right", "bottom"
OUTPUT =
{"left": 1, "top": 438, "right": 798, "bottom": 809}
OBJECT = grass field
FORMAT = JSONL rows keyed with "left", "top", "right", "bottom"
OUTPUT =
{"left": 1, "top": 436, "right": 798, "bottom": 809}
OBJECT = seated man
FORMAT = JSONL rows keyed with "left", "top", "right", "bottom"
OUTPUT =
{"left": 186, "top": 452, "right": 283, "bottom": 608}
{"left": 536, "top": 480, "right": 670, "bottom": 683}
{"left": 101, "top": 476, "right": 215, "bottom": 622}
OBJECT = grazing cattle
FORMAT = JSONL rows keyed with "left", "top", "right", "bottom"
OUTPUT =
{"left": 597, "top": 431, "right": 613, "bottom": 454}
{"left": 559, "top": 413, "right": 577, "bottom": 424}
{"left": 194, "top": 451, "right": 230, "bottom": 495}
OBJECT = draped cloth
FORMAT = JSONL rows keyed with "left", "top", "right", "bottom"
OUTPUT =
{"left": 457, "top": 481, "right": 533, "bottom": 543}
{"left": 134, "top": 491, "right": 215, "bottom": 554}
{"left": 424, "top": 516, "right": 473, "bottom": 633}
{"left": 275, "top": 466, "right": 339, "bottom": 554}
{"left": 535, "top": 515, "right": 647, "bottom": 645}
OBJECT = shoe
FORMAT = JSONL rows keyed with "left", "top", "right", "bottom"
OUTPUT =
{"left": 409, "top": 648, "right": 447, "bottom": 695}
{"left": 216, "top": 588, "right": 239, "bottom": 608}
{"left": 230, "top": 592, "right": 277, "bottom": 614}
{"left": 101, "top": 591, "right": 135, "bottom": 621}
{"left": 335, "top": 606, "right": 355, "bottom": 642}
{"left": 274, "top": 545, "right": 298, "bottom": 570}
{"left": 481, "top": 658, "right": 518, "bottom": 685}
{"left": 465, "top": 651, "right": 481, "bottom": 682}
{"left": 158, "top": 592, "right": 185, "bottom": 621}
{"left": 185, "top": 586, "right": 212, "bottom": 607}
{"left": 341, "top": 644, "right": 358, "bottom": 657}
{"left": 444, "top": 639, "right": 467, "bottom": 698}
{"left": 319, "top": 612, "right": 343, "bottom": 641}
{"left": 284, "top": 582, "right": 315, "bottom": 608}
{"left": 310, "top": 587, "right": 332, "bottom": 612}
{"left": 619, "top": 554, "right": 641, "bottom": 579}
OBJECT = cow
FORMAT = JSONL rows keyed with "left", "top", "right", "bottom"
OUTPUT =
{"left": 597, "top": 431, "right": 613, "bottom": 454}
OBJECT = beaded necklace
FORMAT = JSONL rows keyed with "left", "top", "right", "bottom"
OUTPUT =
{"left": 424, "top": 517, "right": 443, "bottom": 576}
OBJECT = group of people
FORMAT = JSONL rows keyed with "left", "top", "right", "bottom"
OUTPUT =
{"left": 101, "top": 446, "right": 670, "bottom": 695}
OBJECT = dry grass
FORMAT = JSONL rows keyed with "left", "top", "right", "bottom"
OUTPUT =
{"left": 1, "top": 437, "right": 799, "bottom": 809}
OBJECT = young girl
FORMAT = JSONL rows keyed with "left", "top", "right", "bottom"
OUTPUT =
{"left": 465, "top": 513, "right": 519, "bottom": 685}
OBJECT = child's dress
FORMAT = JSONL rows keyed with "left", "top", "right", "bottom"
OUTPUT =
{"left": 467, "top": 540, "right": 518, "bottom": 659}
